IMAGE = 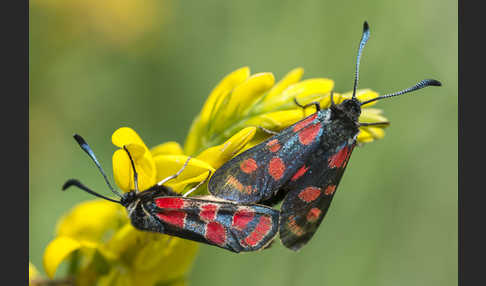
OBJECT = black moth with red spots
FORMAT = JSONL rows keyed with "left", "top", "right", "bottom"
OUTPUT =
{"left": 63, "top": 134, "right": 279, "bottom": 253}
{"left": 208, "top": 22, "right": 442, "bottom": 251}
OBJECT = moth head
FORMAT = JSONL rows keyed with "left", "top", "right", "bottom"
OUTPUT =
{"left": 120, "top": 191, "right": 137, "bottom": 207}
{"left": 333, "top": 98, "right": 362, "bottom": 123}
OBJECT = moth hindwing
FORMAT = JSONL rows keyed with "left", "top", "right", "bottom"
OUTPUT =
{"left": 208, "top": 21, "right": 441, "bottom": 250}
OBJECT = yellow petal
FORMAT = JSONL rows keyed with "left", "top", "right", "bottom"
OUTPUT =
{"left": 336, "top": 89, "right": 379, "bottom": 107}
{"left": 360, "top": 107, "right": 384, "bottom": 115}
{"left": 198, "top": 67, "right": 250, "bottom": 126}
{"left": 245, "top": 109, "right": 307, "bottom": 130}
{"left": 153, "top": 155, "right": 214, "bottom": 191}
{"left": 29, "top": 262, "right": 40, "bottom": 285}
{"left": 112, "top": 127, "right": 148, "bottom": 150}
{"left": 113, "top": 149, "right": 133, "bottom": 192}
{"left": 104, "top": 223, "right": 141, "bottom": 260}
{"left": 124, "top": 143, "right": 146, "bottom": 159}
{"left": 319, "top": 92, "right": 334, "bottom": 109}
{"left": 220, "top": 72, "right": 275, "bottom": 120}
{"left": 258, "top": 78, "right": 334, "bottom": 112}
{"left": 356, "top": 89, "right": 380, "bottom": 107}
{"left": 359, "top": 108, "right": 389, "bottom": 124}
{"left": 362, "top": 126, "right": 386, "bottom": 140}
{"left": 196, "top": 127, "right": 256, "bottom": 169}
{"left": 169, "top": 171, "right": 212, "bottom": 193}
{"left": 56, "top": 200, "right": 128, "bottom": 242}
{"left": 264, "top": 68, "right": 304, "bottom": 102}
{"left": 113, "top": 148, "right": 156, "bottom": 192}
{"left": 151, "top": 141, "right": 184, "bottom": 156}
{"left": 43, "top": 237, "right": 89, "bottom": 278}
{"left": 111, "top": 127, "right": 156, "bottom": 191}
{"left": 357, "top": 129, "right": 374, "bottom": 143}
{"left": 98, "top": 267, "right": 134, "bottom": 286}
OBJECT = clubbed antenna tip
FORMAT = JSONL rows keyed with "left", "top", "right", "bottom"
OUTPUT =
{"left": 363, "top": 21, "right": 369, "bottom": 33}
{"left": 71, "top": 133, "right": 123, "bottom": 198}
{"left": 425, "top": 79, "right": 442, "bottom": 87}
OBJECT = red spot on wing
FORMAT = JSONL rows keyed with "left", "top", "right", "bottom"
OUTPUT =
{"left": 155, "top": 197, "right": 185, "bottom": 209}
{"left": 306, "top": 208, "right": 322, "bottom": 222}
{"left": 206, "top": 222, "right": 226, "bottom": 246}
{"left": 226, "top": 175, "right": 255, "bottom": 194}
{"left": 266, "top": 139, "right": 281, "bottom": 152}
{"left": 232, "top": 208, "right": 255, "bottom": 230}
{"left": 328, "top": 146, "right": 350, "bottom": 168}
{"left": 157, "top": 211, "right": 186, "bottom": 228}
{"left": 298, "top": 187, "right": 321, "bottom": 203}
{"left": 298, "top": 123, "right": 321, "bottom": 145}
{"left": 342, "top": 146, "right": 354, "bottom": 168}
{"left": 293, "top": 113, "right": 318, "bottom": 132}
{"left": 240, "top": 158, "right": 258, "bottom": 174}
{"left": 291, "top": 165, "right": 309, "bottom": 181}
{"left": 268, "top": 157, "right": 285, "bottom": 180}
{"left": 243, "top": 216, "right": 273, "bottom": 247}
{"left": 200, "top": 204, "right": 218, "bottom": 221}
{"left": 286, "top": 215, "right": 304, "bottom": 236}
{"left": 324, "top": 185, "right": 336, "bottom": 196}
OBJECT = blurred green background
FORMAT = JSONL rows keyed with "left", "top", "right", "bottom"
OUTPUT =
{"left": 29, "top": 0, "right": 457, "bottom": 285}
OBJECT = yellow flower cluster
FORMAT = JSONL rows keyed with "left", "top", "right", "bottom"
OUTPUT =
{"left": 185, "top": 67, "right": 387, "bottom": 156}
{"left": 42, "top": 67, "right": 389, "bottom": 285}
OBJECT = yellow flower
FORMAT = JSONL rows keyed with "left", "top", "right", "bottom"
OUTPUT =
{"left": 43, "top": 67, "right": 389, "bottom": 285}
{"left": 185, "top": 67, "right": 388, "bottom": 156}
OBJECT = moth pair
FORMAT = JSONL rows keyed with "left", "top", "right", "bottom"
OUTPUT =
{"left": 64, "top": 22, "right": 441, "bottom": 253}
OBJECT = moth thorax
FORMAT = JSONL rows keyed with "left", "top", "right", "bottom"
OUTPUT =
{"left": 332, "top": 98, "right": 361, "bottom": 124}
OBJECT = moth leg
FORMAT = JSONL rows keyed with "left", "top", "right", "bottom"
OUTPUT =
{"left": 359, "top": 121, "right": 390, "bottom": 128}
{"left": 140, "top": 202, "right": 152, "bottom": 218}
{"left": 330, "top": 91, "right": 336, "bottom": 107}
{"left": 183, "top": 170, "right": 212, "bottom": 197}
{"left": 141, "top": 203, "right": 164, "bottom": 232}
{"left": 157, "top": 156, "right": 192, "bottom": 186}
{"left": 293, "top": 98, "right": 321, "bottom": 113}
{"left": 127, "top": 198, "right": 141, "bottom": 218}
{"left": 257, "top": 126, "right": 279, "bottom": 136}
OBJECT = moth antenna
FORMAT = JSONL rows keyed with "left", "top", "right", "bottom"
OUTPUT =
{"left": 123, "top": 146, "right": 140, "bottom": 193}
{"left": 157, "top": 156, "right": 192, "bottom": 186}
{"left": 73, "top": 134, "right": 123, "bottom": 198}
{"left": 360, "top": 79, "right": 442, "bottom": 106}
{"left": 62, "top": 179, "right": 121, "bottom": 204}
{"left": 352, "top": 21, "right": 370, "bottom": 99}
